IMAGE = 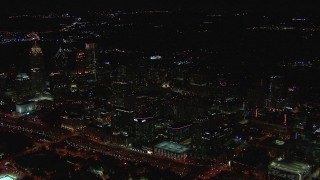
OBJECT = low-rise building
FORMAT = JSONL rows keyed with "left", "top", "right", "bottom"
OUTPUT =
{"left": 154, "top": 141, "right": 189, "bottom": 160}
{"left": 16, "top": 101, "right": 36, "bottom": 115}
{"left": 268, "top": 157, "right": 312, "bottom": 180}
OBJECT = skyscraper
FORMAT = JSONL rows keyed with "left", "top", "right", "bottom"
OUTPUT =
{"left": 49, "top": 47, "right": 69, "bottom": 96}
{"left": 75, "top": 50, "right": 86, "bottom": 75}
{"left": 133, "top": 116, "right": 155, "bottom": 145}
{"left": 29, "top": 41, "right": 45, "bottom": 93}
{"left": 85, "top": 43, "right": 98, "bottom": 82}
{"left": 15, "top": 73, "right": 31, "bottom": 100}
{"left": 52, "top": 47, "right": 68, "bottom": 75}
{"left": 268, "top": 76, "right": 285, "bottom": 109}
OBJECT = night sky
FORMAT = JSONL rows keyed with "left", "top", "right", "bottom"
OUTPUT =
{"left": 0, "top": 0, "right": 319, "bottom": 14}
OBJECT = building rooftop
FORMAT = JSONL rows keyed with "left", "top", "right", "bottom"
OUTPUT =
{"left": 259, "top": 137, "right": 290, "bottom": 150}
{"left": 30, "top": 41, "right": 43, "bottom": 55}
{"left": 269, "top": 158, "right": 311, "bottom": 175}
{"left": 15, "top": 73, "right": 30, "bottom": 81}
{"left": 16, "top": 101, "right": 36, "bottom": 105}
{"left": 169, "top": 121, "right": 192, "bottom": 129}
{"left": 0, "top": 174, "right": 17, "bottom": 180}
{"left": 155, "top": 141, "right": 189, "bottom": 154}
{"left": 134, "top": 117, "right": 154, "bottom": 123}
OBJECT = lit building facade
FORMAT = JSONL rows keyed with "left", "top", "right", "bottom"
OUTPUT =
{"left": 268, "top": 76, "right": 285, "bottom": 109}
{"left": 52, "top": 47, "right": 68, "bottom": 75}
{"left": 75, "top": 50, "right": 86, "bottom": 75}
{"left": 133, "top": 116, "right": 155, "bottom": 145}
{"left": 154, "top": 141, "right": 189, "bottom": 160}
{"left": 15, "top": 73, "right": 32, "bottom": 100}
{"left": 16, "top": 101, "right": 36, "bottom": 115}
{"left": 29, "top": 41, "right": 45, "bottom": 93}
{"left": 111, "top": 108, "right": 134, "bottom": 135}
{"left": 268, "top": 158, "right": 311, "bottom": 180}
{"left": 60, "top": 115, "right": 85, "bottom": 131}
{"left": 85, "top": 43, "right": 98, "bottom": 82}
{"left": 168, "top": 121, "right": 192, "bottom": 143}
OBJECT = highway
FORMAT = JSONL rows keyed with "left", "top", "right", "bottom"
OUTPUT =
{"left": 0, "top": 117, "right": 203, "bottom": 177}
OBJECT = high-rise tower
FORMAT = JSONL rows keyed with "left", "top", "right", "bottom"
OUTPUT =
{"left": 85, "top": 43, "right": 98, "bottom": 82}
{"left": 52, "top": 46, "right": 68, "bottom": 75}
{"left": 268, "top": 76, "right": 285, "bottom": 109}
{"left": 49, "top": 47, "right": 69, "bottom": 95}
{"left": 75, "top": 50, "right": 86, "bottom": 75}
{"left": 30, "top": 41, "right": 45, "bottom": 93}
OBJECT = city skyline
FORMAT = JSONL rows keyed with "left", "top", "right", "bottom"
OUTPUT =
{"left": 1, "top": 1, "right": 319, "bottom": 14}
{"left": 1, "top": 2, "right": 320, "bottom": 180}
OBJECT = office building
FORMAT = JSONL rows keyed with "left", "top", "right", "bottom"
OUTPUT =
{"left": 16, "top": 101, "right": 36, "bottom": 115}
{"left": 60, "top": 114, "right": 85, "bottom": 131}
{"left": 85, "top": 43, "right": 98, "bottom": 82}
{"left": 268, "top": 157, "right": 311, "bottom": 180}
{"left": 111, "top": 108, "right": 134, "bottom": 135}
{"left": 133, "top": 116, "right": 155, "bottom": 145}
{"left": 75, "top": 50, "right": 86, "bottom": 76}
{"left": 168, "top": 121, "right": 192, "bottom": 143}
{"left": 154, "top": 141, "right": 189, "bottom": 160}
{"left": 29, "top": 41, "right": 45, "bottom": 93}
{"left": 268, "top": 76, "right": 285, "bottom": 109}
{"left": 52, "top": 47, "right": 68, "bottom": 75}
